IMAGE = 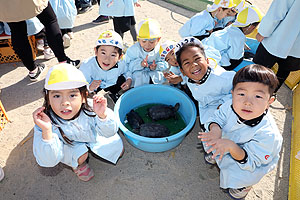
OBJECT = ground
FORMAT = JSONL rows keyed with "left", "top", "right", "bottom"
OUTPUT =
{"left": 0, "top": 0, "right": 292, "bottom": 199}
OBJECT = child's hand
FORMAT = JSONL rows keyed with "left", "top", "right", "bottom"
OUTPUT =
{"left": 256, "top": 33, "right": 265, "bottom": 42}
{"left": 33, "top": 107, "right": 52, "bottom": 131}
{"left": 141, "top": 55, "right": 149, "bottom": 68}
{"left": 93, "top": 94, "right": 107, "bottom": 119}
{"left": 89, "top": 80, "right": 102, "bottom": 91}
{"left": 164, "top": 71, "right": 183, "bottom": 84}
{"left": 134, "top": 2, "right": 141, "bottom": 7}
{"left": 149, "top": 60, "right": 157, "bottom": 70}
{"left": 198, "top": 123, "right": 222, "bottom": 142}
{"left": 206, "top": 139, "right": 235, "bottom": 160}
{"left": 121, "top": 79, "right": 132, "bottom": 91}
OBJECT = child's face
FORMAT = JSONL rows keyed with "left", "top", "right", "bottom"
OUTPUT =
{"left": 138, "top": 39, "right": 159, "bottom": 52}
{"left": 232, "top": 82, "right": 274, "bottom": 120}
{"left": 227, "top": 8, "right": 237, "bottom": 17}
{"left": 165, "top": 49, "right": 178, "bottom": 66}
{"left": 179, "top": 46, "right": 209, "bottom": 81}
{"left": 95, "top": 45, "right": 121, "bottom": 71}
{"left": 216, "top": 8, "right": 230, "bottom": 20}
{"left": 48, "top": 89, "right": 84, "bottom": 120}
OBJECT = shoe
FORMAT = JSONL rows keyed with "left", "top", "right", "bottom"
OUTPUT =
{"left": 36, "top": 39, "right": 44, "bottom": 51}
{"left": 73, "top": 162, "right": 94, "bottom": 182}
{"left": 43, "top": 47, "right": 55, "bottom": 60}
{"left": 67, "top": 32, "right": 74, "bottom": 39}
{"left": 91, "top": 0, "right": 98, "bottom": 5}
{"left": 109, "top": 92, "right": 120, "bottom": 103}
{"left": 92, "top": 15, "right": 109, "bottom": 24}
{"left": 78, "top": 5, "right": 92, "bottom": 14}
{"left": 28, "top": 63, "right": 46, "bottom": 82}
{"left": 0, "top": 167, "right": 4, "bottom": 182}
{"left": 63, "top": 34, "right": 71, "bottom": 48}
{"left": 66, "top": 57, "right": 81, "bottom": 68}
{"left": 228, "top": 186, "right": 252, "bottom": 199}
{"left": 204, "top": 152, "right": 217, "bottom": 165}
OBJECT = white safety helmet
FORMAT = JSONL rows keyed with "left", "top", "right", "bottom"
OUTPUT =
{"left": 95, "top": 30, "right": 123, "bottom": 50}
{"left": 207, "top": 0, "right": 236, "bottom": 12}
{"left": 137, "top": 18, "right": 161, "bottom": 39}
{"left": 159, "top": 40, "right": 176, "bottom": 60}
{"left": 233, "top": 0, "right": 246, "bottom": 12}
{"left": 45, "top": 63, "right": 88, "bottom": 91}
{"left": 232, "top": 5, "right": 264, "bottom": 27}
{"left": 175, "top": 37, "right": 204, "bottom": 54}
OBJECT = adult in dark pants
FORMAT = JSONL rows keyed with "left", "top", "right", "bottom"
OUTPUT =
{"left": 0, "top": 0, "right": 80, "bottom": 81}
{"left": 253, "top": 0, "right": 300, "bottom": 93}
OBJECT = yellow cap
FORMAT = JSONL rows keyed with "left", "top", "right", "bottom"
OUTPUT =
{"left": 233, "top": 5, "right": 264, "bottom": 27}
{"left": 159, "top": 40, "right": 176, "bottom": 60}
{"left": 137, "top": 18, "right": 161, "bottom": 39}
{"left": 207, "top": 0, "right": 236, "bottom": 12}
{"left": 96, "top": 30, "right": 123, "bottom": 50}
{"left": 45, "top": 63, "right": 88, "bottom": 90}
{"left": 233, "top": 0, "right": 245, "bottom": 12}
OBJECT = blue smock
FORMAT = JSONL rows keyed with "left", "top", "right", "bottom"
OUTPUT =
{"left": 49, "top": 0, "right": 77, "bottom": 29}
{"left": 99, "top": 0, "right": 138, "bottom": 17}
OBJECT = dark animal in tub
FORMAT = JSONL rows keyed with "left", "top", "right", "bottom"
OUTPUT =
{"left": 148, "top": 103, "right": 180, "bottom": 121}
{"left": 126, "top": 109, "right": 144, "bottom": 133}
{"left": 139, "top": 123, "right": 170, "bottom": 138}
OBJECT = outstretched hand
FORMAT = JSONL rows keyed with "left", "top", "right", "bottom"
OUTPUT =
{"left": 121, "top": 79, "right": 132, "bottom": 91}
{"left": 33, "top": 107, "right": 52, "bottom": 131}
{"left": 89, "top": 80, "right": 102, "bottom": 91}
{"left": 93, "top": 94, "right": 107, "bottom": 119}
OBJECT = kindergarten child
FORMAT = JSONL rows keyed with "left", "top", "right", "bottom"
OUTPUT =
{"left": 176, "top": 42, "right": 235, "bottom": 125}
{"left": 179, "top": 0, "right": 236, "bottom": 40}
{"left": 203, "top": 6, "right": 263, "bottom": 70}
{"left": 79, "top": 30, "right": 132, "bottom": 103}
{"left": 125, "top": 18, "right": 168, "bottom": 87}
{"left": 198, "top": 64, "right": 282, "bottom": 199}
{"left": 32, "top": 63, "right": 124, "bottom": 182}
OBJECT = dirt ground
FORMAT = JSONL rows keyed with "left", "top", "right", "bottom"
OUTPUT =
{"left": 0, "top": 0, "right": 293, "bottom": 199}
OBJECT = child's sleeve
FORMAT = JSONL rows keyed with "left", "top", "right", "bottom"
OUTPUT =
{"left": 227, "top": 35, "right": 245, "bottom": 60}
{"left": 179, "top": 14, "right": 211, "bottom": 37}
{"left": 125, "top": 45, "right": 144, "bottom": 72}
{"left": 118, "top": 57, "right": 132, "bottom": 80}
{"left": 33, "top": 125, "right": 64, "bottom": 167}
{"left": 79, "top": 57, "right": 94, "bottom": 84}
{"left": 94, "top": 108, "right": 119, "bottom": 138}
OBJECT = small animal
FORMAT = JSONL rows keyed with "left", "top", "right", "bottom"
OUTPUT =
{"left": 139, "top": 123, "right": 170, "bottom": 138}
{"left": 126, "top": 109, "right": 144, "bottom": 133}
{"left": 148, "top": 103, "right": 180, "bottom": 121}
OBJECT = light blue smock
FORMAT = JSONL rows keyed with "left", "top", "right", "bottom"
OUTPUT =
{"left": 99, "top": 0, "right": 138, "bottom": 17}
{"left": 186, "top": 66, "right": 235, "bottom": 124}
{"left": 203, "top": 25, "right": 245, "bottom": 67}
{"left": 204, "top": 100, "right": 283, "bottom": 189}
{"left": 3, "top": 17, "right": 44, "bottom": 36}
{"left": 80, "top": 56, "right": 132, "bottom": 90}
{"left": 125, "top": 42, "right": 168, "bottom": 87}
{"left": 33, "top": 108, "right": 123, "bottom": 168}
{"left": 179, "top": 10, "right": 215, "bottom": 38}
{"left": 49, "top": 0, "right": 77, "bottom": 29}
{"left": 258, "top": 0, "right": 300, "bottom": 58}
{"left": 215, "top": 15, "right": 236, "bottom": 29}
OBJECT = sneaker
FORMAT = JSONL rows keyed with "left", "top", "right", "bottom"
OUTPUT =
{"left": 66, "top": 57, "right": 81, "bottom": 68}
{"left": 91, "top": 0, "right": 98, "bottom": 5}
{"left": 228, "top": 186, "right": 252, "bottom": 199}
{"left": 92, "top": 15, "right": 109, "bottom": 24}
{"left": 28, "top": 63, "right": 46, "bottom": 82}
{"left": 43, "top": 47, "right": 55, "bottom": 60}
{"left": 78, "top": 5, "right": 92, "bottom": 14}
{"left": 62, "top": 34, "right": 71, "bottom": 48}
{"left": 73, "top": 162, "right": 94, "bottom": 182}
{"left": 67, "top": 32, "right": 74, "bottom": 39}
{"left": 36, "top": 39, "right": 44, "bottom": 51}
{"left": 204, "top": 152, "right": 217, "bottom": 165}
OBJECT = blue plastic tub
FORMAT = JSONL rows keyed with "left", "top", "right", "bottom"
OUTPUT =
{"left": 114, "top": 84, "right": 197, "bottom": 152}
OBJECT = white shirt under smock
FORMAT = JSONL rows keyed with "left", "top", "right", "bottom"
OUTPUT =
{"left": 49, "top": 0, "right": 77, "bottom": 29}
{"left": 33, "top": 108, "right": 123, "bottom": 168}
{"left": 187, "top": 66, "right": 235, "bottom": 124}
{"left": 204, "top": 100, "right": 283, "bottom": 189}
{"left": 125, "top": 42, "right": 168, "bottom": 87}
{"left": 203, "top": 25, "right": 245, "bottom": 67}
{"left": 99, "top": 0, "right": 138, "bottom": 17}
{"left": 80, "top": 56, "right": 131, "bottom": 90}
{"left": 258, "top": 0, "right": 300, "bottom": 58}
{"left": 179, "top": 10, "right": 215, "bottom": 38}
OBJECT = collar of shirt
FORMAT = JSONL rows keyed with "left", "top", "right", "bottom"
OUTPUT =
{"left": 231, "top": 105, "right": 267, "bottom": 127}
{"left": 188, "top": 67, "right": 211, "bottom": 85}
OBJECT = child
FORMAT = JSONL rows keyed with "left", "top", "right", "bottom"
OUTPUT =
{"left": 198, "top": 64, "right": 282, "bottom": 199}
{"left": 79, "top": 30, "right": 132, "bottom": 103}
{"left": 176, "top": 42, "right": 235, "bottom": 125}
{"left": 179, "top": 0, "right": 236, "bottom": 40}
{"left": 125, "top": 18, "right": 168, "bottom": 87}
{"left": 203, "top": 6, "right": 263, "bottom": 70}
{"left": 32, "top": 63, "right": 124, "bottom": 182}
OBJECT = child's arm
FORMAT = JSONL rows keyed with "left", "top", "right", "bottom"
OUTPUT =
{"left": 93, "top": 94, "right": 107, "bottom": 119}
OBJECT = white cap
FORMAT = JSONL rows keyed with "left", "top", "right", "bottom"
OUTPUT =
{"left": 96, "top": 30, "right": 123, "bottom": 50}
{"left": 175, "top": 37, "right": 204, "bottom": 54}
{"left": 207, "top": 0, "right": 236, "bottom": 12}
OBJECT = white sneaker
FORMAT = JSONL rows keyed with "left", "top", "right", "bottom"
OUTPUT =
{"left": 43, "top": 47, "right": 55, "bottom": 60}
{"left": 229, "top": 186, "right": 252, "bottom": 199}
{"left": 36, "top": 39, "right": 44, "bottom": 51}
{"left": 63, "top": 34, "right": 71, "bottom": 48}
{"left": 67, "top": 32, "right": 74, "bottom": 39}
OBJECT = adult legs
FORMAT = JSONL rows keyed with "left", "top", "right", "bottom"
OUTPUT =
{"left": 129, "top": 25, "right": 137, "bottom": 42}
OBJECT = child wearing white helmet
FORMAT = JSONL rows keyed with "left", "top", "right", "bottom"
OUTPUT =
{"left": 203, "top": 5, "right": 264, "bottom": 70}
{"left": 32, "top": 63, "right": 124, "bottom": 182}
{"left": 125, "top": 18, "right": 168, "bottom": 87}
{"left": 79, "top": 30, "right": 132, "bottom": 102}
{"left": 179, "top": 0, "right": 236, "bottom": 40}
